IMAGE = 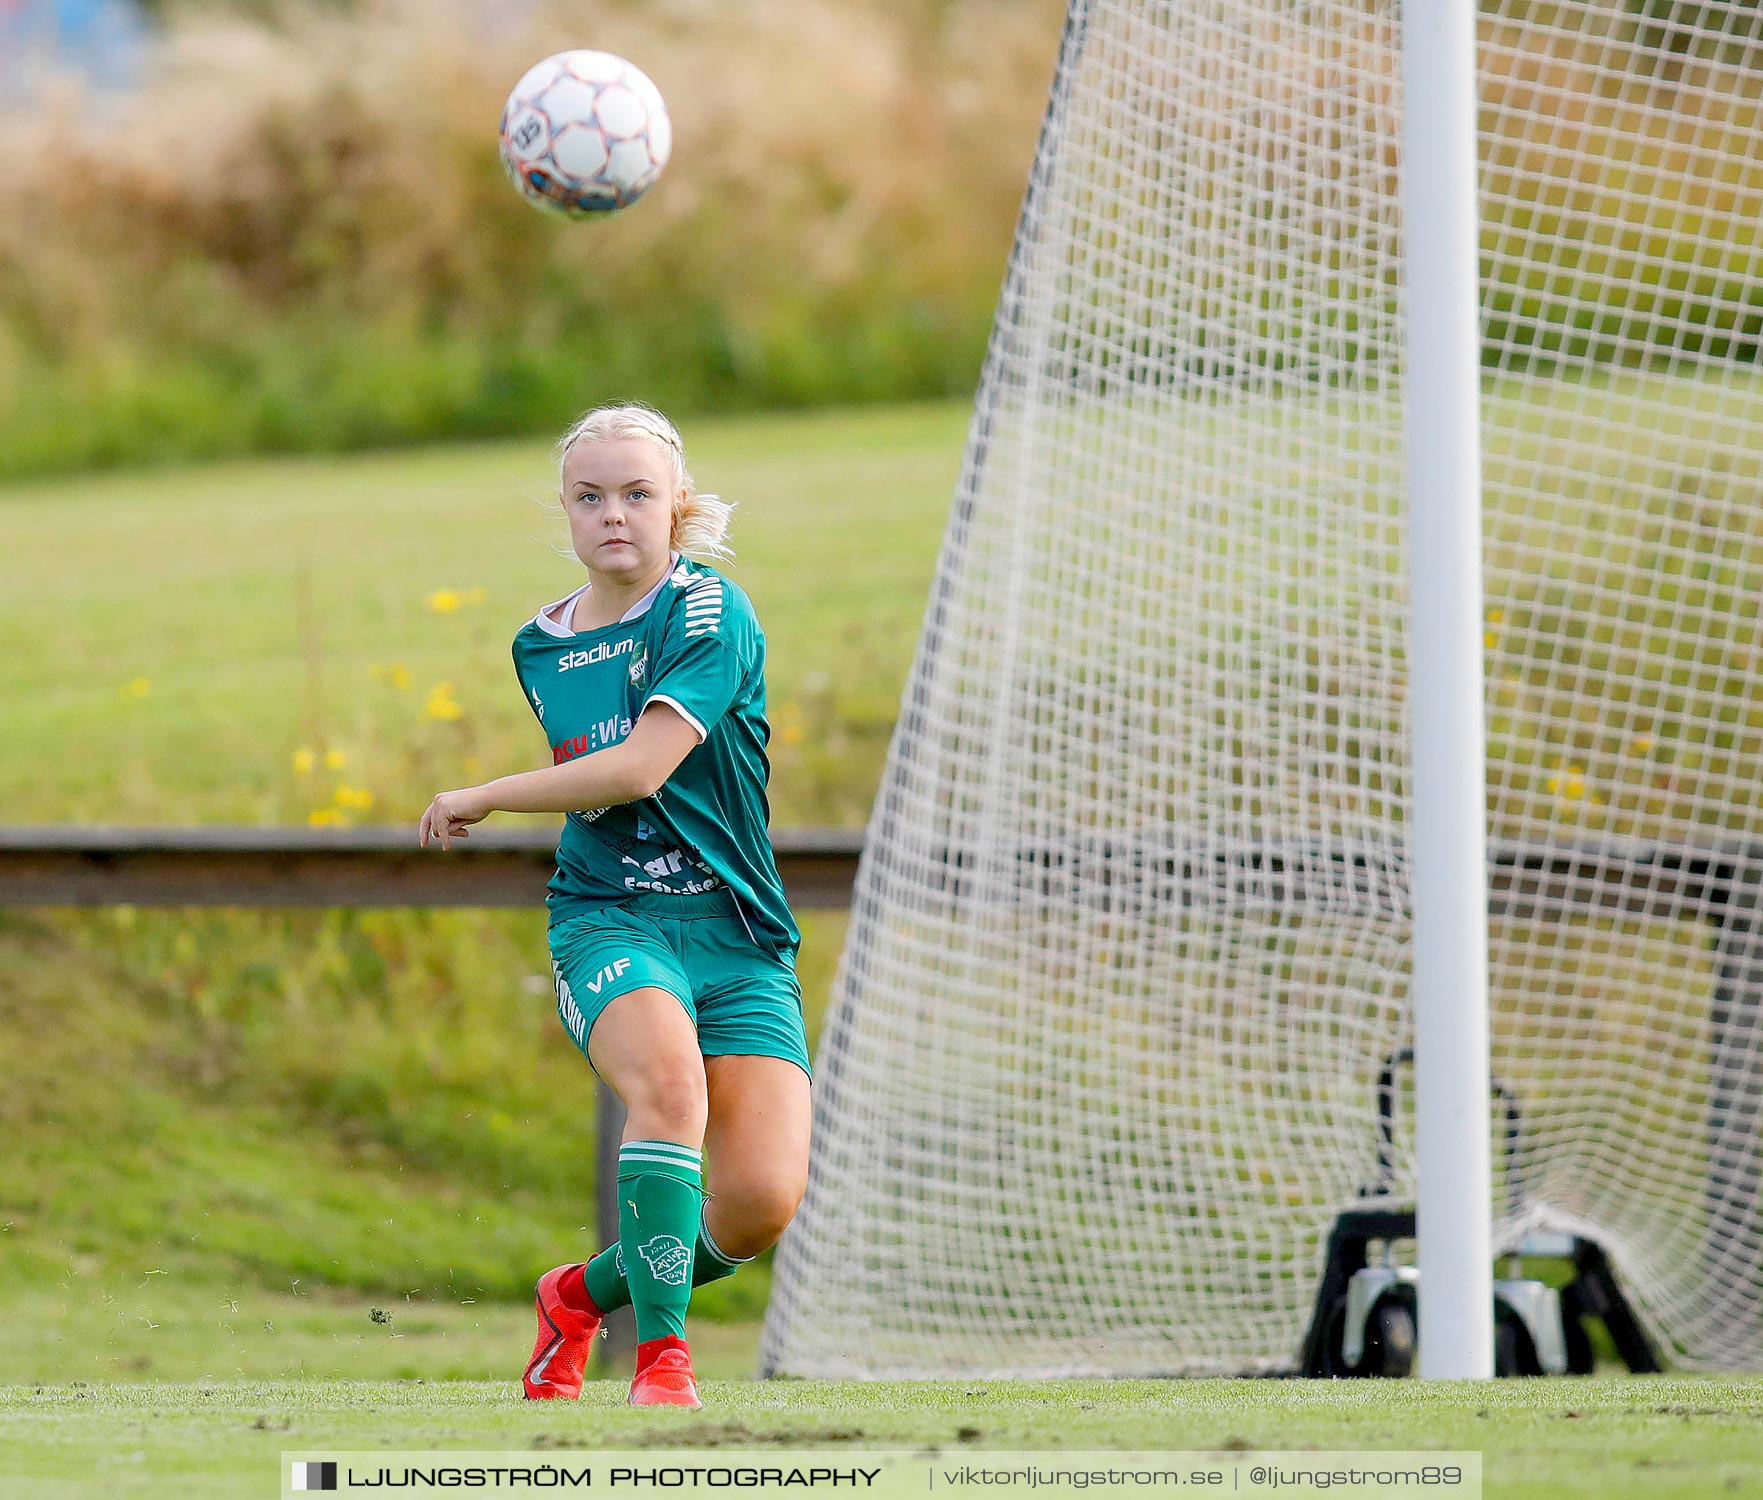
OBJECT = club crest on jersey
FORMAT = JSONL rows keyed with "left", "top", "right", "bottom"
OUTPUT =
{"left": 629, "top": 646, "right": 647, "bottom": 686}
{"left": 638, "top": 1234, "right": 692, "bottom": 1286}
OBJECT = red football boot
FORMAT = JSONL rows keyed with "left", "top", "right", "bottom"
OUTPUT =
{"left": 522, "top": 1264, "right": 603, "bottom": 1400}
{"left": 628, "top": 1336, "right": 701, "bottom": 1408}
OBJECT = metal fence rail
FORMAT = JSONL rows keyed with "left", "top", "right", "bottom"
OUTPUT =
{"left": 0, "top": 823, "right": 862, "bottom": 908}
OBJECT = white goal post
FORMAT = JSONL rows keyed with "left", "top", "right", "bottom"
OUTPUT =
{"left": 763, "top": 0, "right": 1763, "bottom": 1378}
{"left": 1404, "top": 0, "right": 1494, "bottom": 1380}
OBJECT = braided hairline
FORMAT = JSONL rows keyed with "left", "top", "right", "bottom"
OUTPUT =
{"left": 555, "top": 401, "right": 683, "bottom": 473}
{"left": 555, "top": 401, "right": 734, "bottom": 561}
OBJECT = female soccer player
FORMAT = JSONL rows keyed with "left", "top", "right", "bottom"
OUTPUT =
{"left": 418, "top": 403, "right": 811, "bottom": 1409}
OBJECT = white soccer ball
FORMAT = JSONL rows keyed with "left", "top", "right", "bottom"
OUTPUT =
{"left": 498, "top": 50, "right": 671, "bottom": 217}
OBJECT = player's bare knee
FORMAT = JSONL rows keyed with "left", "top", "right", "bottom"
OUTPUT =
{"left": 628, "top": 1066, "right": 707, "bottom": 1139}
{"left": 712, "top": 1176, "right": 803, "bottom": 1255}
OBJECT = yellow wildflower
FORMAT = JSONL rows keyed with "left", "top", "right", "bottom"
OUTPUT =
{"left": 325, "top": 749, "right": 347, "bottom": 771}
{"left": 426, "top": 683, "right": 464, "bottom": 721}
{"left": 308, "top": 808, "right": 348, "bottom": 828}
{"left": 389, "top": 664, "right": 412, "bottom": 690}
{"left": 427, "top": 589, "right": 464, "bottom": 613}
{"left": 121, "top": 677, "right": 151, "bottom": 699}
{"left": 334, "top": 785, "right": 376, "bottom": 812}
{"left": 292, "top": 748, "right": 316, "bottom": 776}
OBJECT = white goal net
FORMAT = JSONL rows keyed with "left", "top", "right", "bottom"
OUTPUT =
{"left": 762, "top": 0, "right": 1763, "bottom": 1376}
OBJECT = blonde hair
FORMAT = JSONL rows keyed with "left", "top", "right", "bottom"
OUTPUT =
{"left": 554, "top": 402, "right": 735, "bottom": 561}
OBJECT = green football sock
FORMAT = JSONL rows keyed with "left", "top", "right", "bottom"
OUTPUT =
{"left": 616, "top": 1139, "right": 703, "bottom": 1344}
{"left": 582, "top": 1199, "right": 751, "bottom": 1314}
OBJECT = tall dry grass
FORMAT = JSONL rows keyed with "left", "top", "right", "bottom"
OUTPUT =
{"left": 0, "top": 0, "right": 1061, "bottom": 476}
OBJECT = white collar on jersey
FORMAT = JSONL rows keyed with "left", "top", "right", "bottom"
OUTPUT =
{"left": 532, "top": 553, "right": 682, "bottom": 639}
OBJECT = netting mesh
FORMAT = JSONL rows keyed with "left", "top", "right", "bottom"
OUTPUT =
{"left": 762, "top": 0, "right": 1763, "bottom": 1376}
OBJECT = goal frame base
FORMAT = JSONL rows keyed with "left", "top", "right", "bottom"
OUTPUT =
{"left": 1300, "top": 1208, "right": 1661, "bottom": 1377}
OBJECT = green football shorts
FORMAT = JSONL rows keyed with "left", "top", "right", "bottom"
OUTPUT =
{"left": 548, "top": 887, "right": 810, "bottom": 1078}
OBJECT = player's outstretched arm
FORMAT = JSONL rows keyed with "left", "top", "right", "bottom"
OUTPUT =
{"left": 417, "top": 703, "right": 701, "bottom": 850}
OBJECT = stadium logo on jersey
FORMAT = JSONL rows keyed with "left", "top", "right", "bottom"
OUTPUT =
{"left": 629, "top": 646, "right": 647, "bottom": 686}
{"left": 638, "top": 1234, "right": 692, "bottom": 1286}
{"left": 557, "top": 638, "right": 636, "bottom": 672}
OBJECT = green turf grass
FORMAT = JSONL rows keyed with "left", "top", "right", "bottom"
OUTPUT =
{"left": 0, "top": 1272, "right": 762, "bottom": 1387}
{"left": 0, "top": 898, "right": 844, "bottom": 1309}
{"left": 3, "top": 1375, "right": 1763, "bottom": 1500}
{"left": 0, "top": 400, "right": 966, "bottom": 828}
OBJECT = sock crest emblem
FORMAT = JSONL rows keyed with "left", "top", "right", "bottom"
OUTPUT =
{"left": 637, "top": 1234, "right": 692, "bottom": 1286}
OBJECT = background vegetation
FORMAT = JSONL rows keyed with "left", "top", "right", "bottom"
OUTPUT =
{"left": 0, "top": 0, "right": 1058, "bottom": 479}
{"left": 9, "top": 0, "right": 1763, "bottom": 480}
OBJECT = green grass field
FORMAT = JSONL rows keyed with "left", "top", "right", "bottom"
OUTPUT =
{"left": 5, "top": 1374, "right": 1763, "bottom": 1500}
{"left": 0, "top": 400, "right": 968, "bottom": 827}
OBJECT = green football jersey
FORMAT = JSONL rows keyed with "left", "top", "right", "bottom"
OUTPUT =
{"left": 510, "top": 556, "right": 800, "bottom": 959}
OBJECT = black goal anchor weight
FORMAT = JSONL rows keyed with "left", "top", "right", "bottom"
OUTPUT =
{"left": 1299, "top": 1047, "right": 1662, "bottom": 1378}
